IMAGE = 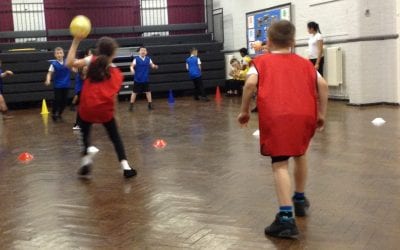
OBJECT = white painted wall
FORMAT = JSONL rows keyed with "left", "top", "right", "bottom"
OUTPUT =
{"left": 214, "top": 0, "right": 400, "bottom": 104}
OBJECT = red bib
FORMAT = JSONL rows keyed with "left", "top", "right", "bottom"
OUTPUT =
{"left": 253, "top": 53, "right": 318, "bottom": 156}
{"left": 79, "top": 66, "right": 123, "bottom": 123}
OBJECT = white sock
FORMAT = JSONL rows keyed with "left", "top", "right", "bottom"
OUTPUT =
{"left": 81, "top": 155, "right": 93, "bottom": 167}
{"left": 120, "top": 160, "right": 132, "bottom": 170}
{"left": 87, "top": 146, "right": 99, "bottom": 155}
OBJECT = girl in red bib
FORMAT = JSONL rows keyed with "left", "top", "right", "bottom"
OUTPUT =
{"left": 238, "top": 21, "right": 328, "bottom": 238}
{"left": 66, "top": 36, "right": 137, "bottom": 178}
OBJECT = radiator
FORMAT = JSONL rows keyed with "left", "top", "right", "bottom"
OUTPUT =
{"left": 325, "top": 47, "right": 343, "bottom": 86}
{"left": 225, "top": 54, "right": 235, "bottom": 80}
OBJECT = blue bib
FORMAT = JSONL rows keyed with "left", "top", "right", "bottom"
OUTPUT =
{"left": 51, "top": 60, "right": 71, "bottom": 88}
{"left": 186, "top": 56, "right": 201, "bottom": 80}
{"left": 134, "top": 56, "right": 151, "bottom": 83}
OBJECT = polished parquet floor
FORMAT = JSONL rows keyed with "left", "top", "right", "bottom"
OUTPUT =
{"left": 0, "top": 97, "right": 399, "bottom": 250}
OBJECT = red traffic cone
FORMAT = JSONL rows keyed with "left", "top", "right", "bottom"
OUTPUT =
{"left": 18, "top": 152, "right": 34, "bottom": 163}
{"left": 215, "top": 86, "right": 222, "bottom": 101}
{"left": 153, "top": 139, "right": 167, "bottom": 149}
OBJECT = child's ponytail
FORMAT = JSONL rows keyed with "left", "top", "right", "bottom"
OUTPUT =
{"left": 86, "top": 36, "right": 118, "bottom": 82}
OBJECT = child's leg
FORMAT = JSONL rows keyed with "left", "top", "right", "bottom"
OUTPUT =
{"left": 80, "top": 118, "right": 92, "bottom": 156}
{"left": 130, "top": 92, "right": 137, "bottom": 104}
{"left": 78, "top": 117, "right": 93, "bottom": 176}
{"left": 196, "top": 77, "right": 207, "bottom": 97}
{"left": 103, "top": 118, "right": 137, "bottom": 177}
{"left": 0, "top": 95, "right": 12, "bottom": 119}
{"left": 58, "top": 89, "right": 69, "bottom": 116}
{"left": 145, "top": 92, "right": 152, "bottom": 103}
{"left": 265, "top": 157, "right": 299, "bottom": 238}
{"left": 103, "top": 118, "right": 127, "bottom": 162}
{"left": 71, "top": 95, "right": 78, "bottom": 105}
{"left": 292, "top": 154, "right": 310, "bottom": 217}
{"left": 145, "top": 91, "right": 153, "bottom": 110}
{"left": 0, "top": 94, "right": 8, "bottom": 112}
{"left": 272, "top": 160, "right": 292, "bottom": 206}
{"left": 129, "top": 91, "right": 137, "bottom": 111}
{"left": 193, "top": 79, "right": 200, "bottom": 99}
{"left": 293, "top": 155, "right": 307, "bottom": 193}
{"left": 53, "top": 89, "right": 61, "bottom": 117}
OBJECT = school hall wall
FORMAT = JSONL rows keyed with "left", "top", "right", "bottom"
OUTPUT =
{"left": 214, "top": 0, "right": 400, "bottom": 104}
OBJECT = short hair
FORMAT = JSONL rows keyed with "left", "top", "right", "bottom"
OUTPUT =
{"left": 267, "top": 20, "right": 296, "bottom": 48}
{"left": 190, "top": 47, "right": 198, "bottom": 53}
{"left": 54, "top": 47, "right": 64, "bottom": 52}
{"left": 137, "top": 46, "right": 146, "bottom": 52}
{"left": 230, "top": 58, "right": 239, "bottom": 64}
{"left": 239, "top": 48, "right": 248, "bottom": 55}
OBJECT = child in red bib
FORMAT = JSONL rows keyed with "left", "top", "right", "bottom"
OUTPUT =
{"left": 238, "top": 21, "right": 328, "bottom": 238}
{"left": 66, "top": 36, "right": 137, "bottom": 179}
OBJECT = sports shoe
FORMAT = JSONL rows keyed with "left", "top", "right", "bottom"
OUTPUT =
{"left": 148, "top": 103, "right": 154, "bottom": 110}
{"left": 293, "top": 197, "right": 310, "bottom": 217}
{"left": 78, "top": 164, "right": 92, "bottom": 176}
{"left": 129, "top": 103, "right": 134, "bottom": 112}
{"left": 78, "top": 154, "right": 94, "bottom": 177}
{"left": 265, "top": 214, "right": 299, "bottom": 238}
{"left": 124, "top": 169, "right": 137, "bottom": 178}
{"left": 199, "top": 96, "right": 210, "bottom": 102}
{"left": 72, "top": 125, "right": 81, "bottom": 130}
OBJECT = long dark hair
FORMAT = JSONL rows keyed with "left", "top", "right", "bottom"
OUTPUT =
{"left": 87, "top": 37, "right": 118, "bottom": 82}
{"left": 307, "top": 21, "right": 321, "bottom": 34}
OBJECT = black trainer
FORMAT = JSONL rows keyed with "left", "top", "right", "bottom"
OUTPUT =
{"left": 265, "top": 214, "right": 299, "bottom": 239}
{"left": 148, "top": 103, "right": 154, "bottom": 110}
{"left": 200, "top": 96, "right": 210, "bottom": 102}
{"left": 129, "top": 103, "right": 134, "bottom": 112}
{"left": 78, "top": 164, "right": 92, "bottom": 176}
{"left": 293, "top": 197, "right": 310, "bottom": 217}
{"left": 124, "top": 168, "right": 137, "bottom": 178}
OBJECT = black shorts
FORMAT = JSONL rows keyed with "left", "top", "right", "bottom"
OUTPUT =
{"left": 133, "top": 83, "right": 150, "bottom": 94}
{"left": 271, "top": 156, "right": 290, "bottom": 164}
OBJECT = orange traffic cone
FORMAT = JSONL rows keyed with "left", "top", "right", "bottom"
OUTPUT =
{"left": 153, "top": 139, "right": 167, "bottom": 149}
{"left": 18, "top": 152, "right": 34, "bottom": 163}
{"left": 215, "top": 86, "right": 222, "bottom": 101}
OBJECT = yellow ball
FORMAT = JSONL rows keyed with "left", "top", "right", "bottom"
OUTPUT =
{"left": 70, "top": 15, "right": 91, "bottom": 38}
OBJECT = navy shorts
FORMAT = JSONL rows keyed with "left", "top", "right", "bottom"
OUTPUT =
{"left": 133, "top": 82, "right": 150, "bottom": 93}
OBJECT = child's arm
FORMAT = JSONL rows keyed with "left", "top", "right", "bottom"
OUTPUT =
{"left": 237, "top": 74, "right": 258, "bottom": 126}
{"left": 198, "top": 58, "right": 202, "bottom": 72}
{"left": 66, "top": 37, "right": 87, "bottom": 69}
{"left": 1, "top": 70, "right": 13, "bottom": 78}
{"left": 130, "top": 60, "right": 135, "bottom": 74}
{"left": 150, "top": 60, "right": 158, "bottom": 70}
{"left": 45, "top": 71, "right": 53, "bottom": 86}
{"left": 316, "top": 76, "right": 329, "bottom": 130}
{"left": 186, "top": 63, "right": 189, "bottom": 71}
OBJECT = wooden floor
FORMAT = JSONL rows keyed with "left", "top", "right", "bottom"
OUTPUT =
{"left": 0, "top": 97, "right": 399, "bottom": 250}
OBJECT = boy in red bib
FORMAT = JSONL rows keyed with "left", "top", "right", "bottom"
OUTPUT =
{"left": 66, "top": 36, "right": 137, "bottom": 179}
{"left": 238, "top": 21, "right": 328, "bottom": 238}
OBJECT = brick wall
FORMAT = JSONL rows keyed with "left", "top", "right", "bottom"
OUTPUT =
{"left": 214, "top": 0, "right": 400, "bottom": 104}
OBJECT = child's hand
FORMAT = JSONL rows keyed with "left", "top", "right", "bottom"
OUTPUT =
{"left": 237, "top": 112, "right": 250, "bottom": 127}
{"left": 44, "top": 80, "right": 50, "bottom": 86}
{"left": 5, "top": 70, "right": 13, "bottom": 76}
{"left": 317, "top": 114, "right": 325, "bottom": 131}
{"left": 153, "top": 64, "right": 159, "bottom": 70}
